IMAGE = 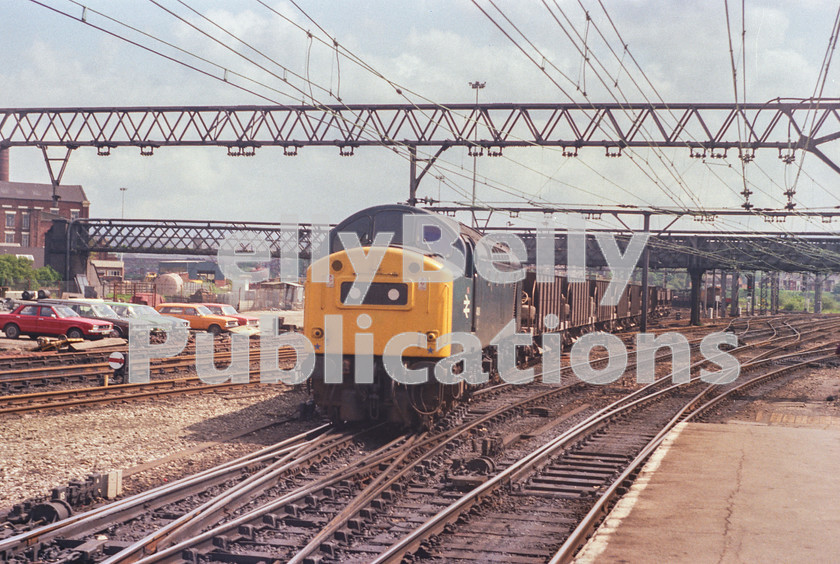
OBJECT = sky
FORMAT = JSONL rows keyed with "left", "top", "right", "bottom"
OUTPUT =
{"left": 2, "top": 0, "right": 840, "bottom": 234}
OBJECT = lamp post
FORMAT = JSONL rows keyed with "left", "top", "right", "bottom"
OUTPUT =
{"left": 469, "top": 81, "right": 485, "bottom": 228}
{"left": 119, "top": 187, "right": 127, "bottom": 218}
{"left": 118, "top": 187, "right": 127, "bottom": 270}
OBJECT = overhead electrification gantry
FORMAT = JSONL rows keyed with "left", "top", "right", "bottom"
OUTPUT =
{"left": 3, "top": 100, "right": 840, "bottom": 205}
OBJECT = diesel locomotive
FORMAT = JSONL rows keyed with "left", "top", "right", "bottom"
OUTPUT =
{"left": 303, "top": 204, "right": 670, "bottom": 427}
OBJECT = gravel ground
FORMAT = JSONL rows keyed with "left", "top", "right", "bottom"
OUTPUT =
{"left": 0, "top": 337, "right": 41, "bottom": 351}
{"left": 728, "top": 362, "right": 840, "bottom": 425}
{"left": 0, "top": 385, "right": 311, "bottom": 509}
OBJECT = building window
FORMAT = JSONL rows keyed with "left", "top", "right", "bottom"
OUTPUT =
{"left": 21, "top": 211, "right": 30, "bottom": 230}
{"left": 50, "top": 208, "right": 60, "bottom": 215}
{"left": 4, "top": 232, "right": 15, "bottom": 244}
{"left": 21, "top": 233, "right": 30, "bottom": 247}
{"left": 70, "top": 209, "right": 80, "bottom": 221}
{"left": 5, "top": 212, "right": 14, "bottom": 229}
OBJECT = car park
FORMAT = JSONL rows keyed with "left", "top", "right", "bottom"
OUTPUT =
{"left": 0, "top": 302, "right": 112, "bottom": 340}
{"left": 41, "top": 299, "right": 130, "bottom": 338}
{"left": 155, "top": 302, "right": 239, "bottom": 334}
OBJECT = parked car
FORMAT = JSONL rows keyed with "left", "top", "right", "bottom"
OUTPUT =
{"left": 0, "top": 302, "right": 112, "bottom": 340}
{"left": 155, "top": 303, "right": 239, "bottom": 334}
{"left": 200, "top": 303, "right": 259, "bottom": 328}
{"left": 106, "top": 302, "right": 191, "bottom": 332}
{"left": 40, "top": 299, "right": 129, "bottom": 338}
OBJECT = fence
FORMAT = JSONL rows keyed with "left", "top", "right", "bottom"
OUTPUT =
{"left": 98, "top": 281, "right": 304, "bottom": 311}
{"left": 101, "top": 280, "right": 219, "bottom": 302}
{"left": 102, "top": 281, "right": 157, "bottom": 299}
{"left": 215, "top": 287, "right": 304, "bottom": 311}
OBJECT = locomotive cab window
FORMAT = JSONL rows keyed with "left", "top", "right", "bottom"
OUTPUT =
{"left": 331, "top": 215, "right": 372, "bottom": 250}
{"left": 423, "top": 224, "right": 441, "bottom": 243}
{"left": 340, "top": 282, "right": 409, "bottom": 306}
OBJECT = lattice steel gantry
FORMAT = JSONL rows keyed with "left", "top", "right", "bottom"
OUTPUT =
{"left": 4, "top": 100, "right": 840, "bottom": 205}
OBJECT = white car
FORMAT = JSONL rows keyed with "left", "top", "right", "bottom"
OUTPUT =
{"left": 107, "top": 302, "right": 191, "bottom": 332}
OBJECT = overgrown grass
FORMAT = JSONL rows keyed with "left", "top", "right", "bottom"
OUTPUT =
{"left": 779, "top": 289, "right": 839, "bottom": 313}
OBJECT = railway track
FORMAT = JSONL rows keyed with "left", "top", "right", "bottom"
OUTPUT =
{"left": 0, "top": 349, "right": 127, "bottom": 389}
{"left": 548, "top": 347, "right": 840, "bottom": 563}
{"left": 0, "top": 423, "right": 336, "bottom": 551}
{"left": 0, "top": 338, "right": 212, "bottom": 376}
{"left": 0, "top": 347, "right": 126, "bottom": 371}
{"left": 0, "top": 313, "right": 804, "bottom": 407}
{"left": 0, "top": 331, "right": 648, "bottom": 561}
{"left": 368, "top": 320, "right": 840, "bottom": 564}
{"left": 178, "top": 319, "right": 840, "bottom": 563}
{"left": 0, "top": 320, "right": 838, "bottom": 564}
{"left": 3, "top": 315, "right": 835, "bottom": 563}
{"left": 0, "top": 346, "right": 302, "bottom": 412}
{"left": 0, "top": 346, "right": 299, "bottom": 395}
{"left": 0, "top": 375, "right": 264, "bottom": 414}
{"left": 0, "top": 335, "right": 266, "bottom": 392}
{"left": 0, "top": 380, "right": 589, "bottom": 562}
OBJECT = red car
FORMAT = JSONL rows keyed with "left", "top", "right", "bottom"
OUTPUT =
{"left": 0, "top": 302, "right": 113, "bottom": 340}
{"left": 200, "top": 303, "right": 259, "bottom": 328}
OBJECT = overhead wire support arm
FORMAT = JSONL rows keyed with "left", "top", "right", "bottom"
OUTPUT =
{"left": 408, "top": 145, "right": 450, "bottom": 206}
{"left": 39, "top": 145, "right": 76, "bottom": 205}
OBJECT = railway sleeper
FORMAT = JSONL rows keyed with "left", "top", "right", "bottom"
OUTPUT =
{"left": 532, "top": 475, "right": 605, "bottom": 486}
{"left": 546, "top": 460, "right": 621, "bottom": 472}
{"left": 520, "top": 484, "right": 601, "bottom": 497}
{"left": 541, "top": 469, "right": 614, "bottom": 480}
{"left": 433, "top": 544, "right": 551, "bottom": 562}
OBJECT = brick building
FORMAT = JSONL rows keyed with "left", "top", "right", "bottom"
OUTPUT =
{"left": 779, "top": 271, "right": 838, "bottom": 292}
{"left": 0, "top": 149, "right": 90, "bottom": 267}
{"left": 91, "top": 258, "right": 124, "bottom": 282}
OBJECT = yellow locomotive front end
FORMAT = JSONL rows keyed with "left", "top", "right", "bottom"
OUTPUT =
{"left": 304, "top": 246, "right": 457, "bottom": 425}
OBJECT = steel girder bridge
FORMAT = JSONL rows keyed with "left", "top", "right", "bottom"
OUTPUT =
{"left": 53, "top": 217, "right": 840, "bottom": 273}
{"left": 4, "top": 100, "right": 840, "bottom": 205}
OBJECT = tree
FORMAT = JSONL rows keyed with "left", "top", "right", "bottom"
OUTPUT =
{"left": 34, "top": 265, "right": 60, "bottom": 285}
{"left": 0, "top": 256, "right": 60, "bottom": 287}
